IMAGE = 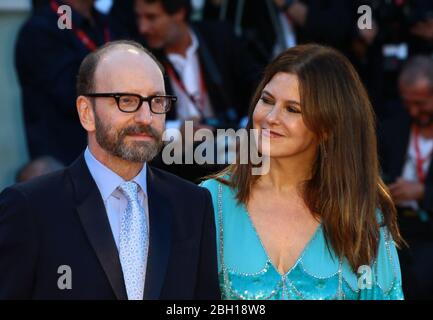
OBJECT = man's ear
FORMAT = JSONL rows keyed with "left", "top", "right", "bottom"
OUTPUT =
{"left": 76, "top": 96, "right": 96, "bottom": 132}
{"left": 173, "top": 7, "right": 188, "bottom": 23}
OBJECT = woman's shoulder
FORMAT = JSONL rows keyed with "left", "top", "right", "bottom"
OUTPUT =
{"left": 200, "top": 175, "right": 232, "bottom": 194}
{"left": 200, "top": 175, "right": 243, "bottom": 216}
{"left": 199, "top": 177, "right": 218, "bottom": 191}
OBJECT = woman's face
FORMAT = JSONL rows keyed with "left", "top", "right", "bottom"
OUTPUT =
{"left": 252, "top": 72, "right": 318, "bottom": 159}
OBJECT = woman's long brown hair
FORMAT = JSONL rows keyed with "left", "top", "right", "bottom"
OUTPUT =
{"left": 211, "top": 44, "right": 403, "bottom": 272}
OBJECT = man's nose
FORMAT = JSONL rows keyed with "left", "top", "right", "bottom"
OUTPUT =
{"left": 134, "top": 101, "right": 153, "bottom": 125}
{"left": 408, "top": 104, "right": 420, "bottom": 118}
{"left": 137, "top": 18, "right": 151, "bottom": 35}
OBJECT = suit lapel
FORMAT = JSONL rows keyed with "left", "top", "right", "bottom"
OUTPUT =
{"left": 427, "top": 157, "right": 433, "bottom": 182}
{"left": 143, "top": 166, "right": 173, "bottom": 300}
{"left": 68, "top": 155, "right": 128, "bottom": 300}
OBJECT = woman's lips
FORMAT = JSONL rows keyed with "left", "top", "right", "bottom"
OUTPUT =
{"left": 261, "top": 129, "right": 284, "bottom": 138}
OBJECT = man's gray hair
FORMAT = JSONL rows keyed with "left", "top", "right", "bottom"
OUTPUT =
{"left": 399, "top": 55, "right": 433, "bottom": 88}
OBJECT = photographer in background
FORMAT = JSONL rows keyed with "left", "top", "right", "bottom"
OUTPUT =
{"left": 378, "top": 55, "right": 433, "bottom": 299}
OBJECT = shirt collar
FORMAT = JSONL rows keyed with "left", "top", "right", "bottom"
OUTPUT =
{"left": 167, "top": 28, "right": 199, "bottom": 62}
{"left": 187, "top": 29, "right": 199, "bottom": 57}
{"left": 84, "top": 147, "right": 147, "bottom": 201}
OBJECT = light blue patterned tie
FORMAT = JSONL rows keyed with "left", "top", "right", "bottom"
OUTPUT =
{"left": 118, "top": 181, "right": 148, "bottom": 300}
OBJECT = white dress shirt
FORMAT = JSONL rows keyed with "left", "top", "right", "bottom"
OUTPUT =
{"left": 272, "top": 12, "right": 297, "bottom": 57}
{"left": 84, "top": 147, "right": 150, "bottom": 250}
{"left": 400, "top": 132, "right": 433, "bottom": 209}
{"left": 166, "top": 29, "right": 214, "bottom": 131}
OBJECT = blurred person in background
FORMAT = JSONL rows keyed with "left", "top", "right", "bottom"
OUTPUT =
{"left": 134, "top": 0, "right": 261, "bottom": 182}
{"left": 15, "top": 0, "right": 126, "bottom": 166}
{"left": 378, "top": 55, "right": 433, "bottom": 299}
{"left": 110, "top": 0, "right": 142, "bottom": 41}
{"left": 359, "top": 0, "right": 433, "bottom": 119}
{"left": 15, "top": 156, "right": 64, "bottom": 183}
{"left": 203, "top": 0, "right": 354, "bottom": 65}
{"left": 203, "top": 0, "right": 393, "bottom": 121}
{"left": 202, "top": 0, "right": 433, "bottom": 125}
{"left": 135, "top": 0, "right": 260, "bottom": 132}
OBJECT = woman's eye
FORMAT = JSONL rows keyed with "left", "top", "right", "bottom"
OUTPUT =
{"left": 260, "top": 97, "right": 273, "bottom": 105}
{"left": 285, "top": 105, "right": 301, "bottom": 114}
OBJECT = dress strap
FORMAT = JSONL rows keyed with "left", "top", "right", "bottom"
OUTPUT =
{"left": 217, "top": 183, "right": 226, "bottom": 269}
{"left": 218, "top": 182, "right": 232, "bottom": 298}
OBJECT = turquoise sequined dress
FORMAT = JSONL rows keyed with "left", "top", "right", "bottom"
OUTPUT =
{"left": 201, "top": 178, "right": 404, "bottom": 300}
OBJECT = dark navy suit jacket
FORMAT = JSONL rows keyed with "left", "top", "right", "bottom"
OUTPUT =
{"left": 0, "top": 155, "right": 220, "bottom": 300}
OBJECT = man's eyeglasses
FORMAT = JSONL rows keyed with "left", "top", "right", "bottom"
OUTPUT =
{"left": 83, "top": 92, "right": 177, "bottom": 114}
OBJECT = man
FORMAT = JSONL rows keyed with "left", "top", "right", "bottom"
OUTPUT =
{"left": 378, "top": 55, "right": 433, "bottom": 299}
{"left": 0, "top": 40, "right": 220, "bottom": 300}
{"left": 16, "top": 0, "right": 126, "bottom": 165}
{"left": 134, "top": 0, "right": 260, "bottom": 181}
{"left": 135, "top": 0, "right": 259, "bottom": 128}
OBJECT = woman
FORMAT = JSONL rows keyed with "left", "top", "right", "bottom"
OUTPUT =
{"left": 201, "top": 44, "right": 404, "bottom": 299}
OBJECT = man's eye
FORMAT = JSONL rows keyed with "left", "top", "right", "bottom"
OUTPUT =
{"left": 120, "top": 96, "right": 138, "bottom": 105}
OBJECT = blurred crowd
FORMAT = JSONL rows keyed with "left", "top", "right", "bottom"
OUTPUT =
{"left": 12, "top": 0, "right": 433, "bottom": 299}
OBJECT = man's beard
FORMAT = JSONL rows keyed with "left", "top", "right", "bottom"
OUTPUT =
{"left": 94, "top": 113, "right": 164, "bottom": 163}
{"left": 414, "top": 111, "right": 433, "bottom": 128}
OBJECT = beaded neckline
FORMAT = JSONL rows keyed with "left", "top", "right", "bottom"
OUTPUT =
{"left": 240, "top": 200, "right": 322, "bottom": 277}
{"left": 215, "top": 181, "right": 402, "bottom": 300}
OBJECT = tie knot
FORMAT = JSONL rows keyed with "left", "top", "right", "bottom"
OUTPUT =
{"left": 119, "top": 181, "right": 140, "bottom": 203}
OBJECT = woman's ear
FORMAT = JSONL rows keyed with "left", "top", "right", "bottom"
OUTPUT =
{"left": 76, "top": 96, "right": 96, "bottom": 132}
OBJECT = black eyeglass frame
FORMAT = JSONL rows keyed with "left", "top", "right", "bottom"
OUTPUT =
{"left": 83, "top": 92, "right": 177, "bottom": 114}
